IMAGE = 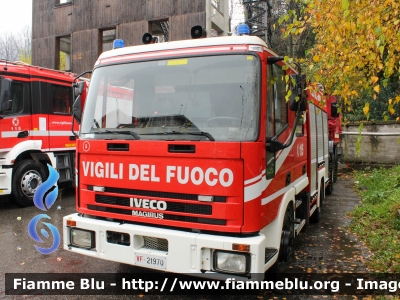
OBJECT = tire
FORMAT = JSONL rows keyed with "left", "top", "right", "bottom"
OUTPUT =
{"left": 298, "top": 193, "right": 310, "bottom": 232}
{"left": 271, "top": 203, "right": 295, "bottom": 274}
{"left": 333, "top": 150, "right": 339, "bottom": 183}
{"left": 310, "top": 181, "right": 324, "bottom": 223}
{"left": 310, "top": 207, "right": 320, "bottom": 223}
{"left": 319, "top": 180, "right": 325, "bottom": 208}
{"left": 12, "top": 160, "right": 48, "bottom": 207}
{"left": 325, "top": 158, "right": 334, "bottom": 195}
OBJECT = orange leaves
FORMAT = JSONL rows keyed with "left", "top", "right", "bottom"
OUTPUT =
{"left": 281, "top": 0, "right": 399, "bottom": 122}
{"left": 388, "top": 99, "right": 395, "bottom": 115}
{"left": 363, "top": 103, "right": 370, "bottom": 115}
{"left": 371, "top": 76, "right": 379, "bottom": 85}
{"left": 313, "top": 55, "right": 320, "bottom": 63}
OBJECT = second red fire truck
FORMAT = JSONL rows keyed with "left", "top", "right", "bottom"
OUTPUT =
{"left": 63, "top": 26, "right": 340, "bottom": 278}
{"left": 0, "top": 60, "right": 81, "bottom": 207}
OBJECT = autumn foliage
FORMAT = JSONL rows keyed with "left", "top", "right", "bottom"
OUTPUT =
{"left": 281, "top": 0, "right": 400, "bottom": 121}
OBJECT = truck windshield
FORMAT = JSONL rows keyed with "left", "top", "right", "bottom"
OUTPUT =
{"left": 81, "top": 54, "right": 260, "bottom": 141}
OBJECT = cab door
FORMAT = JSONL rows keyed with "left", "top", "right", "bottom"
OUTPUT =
{"left": 30, "top": 80, "right": 50, "bottom": 150}
{"left": 46, "top": 82, "right": 75, "bottom": 151}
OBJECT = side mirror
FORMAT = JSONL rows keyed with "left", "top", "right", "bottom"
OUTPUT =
{"left": 74, "top": 81, "right": 85, "bottom": 97}
{"left": 72, "top": 95, "right": 82, "bottom": 124}
{"left": 266, "top": 139, "right": 286, "bottom": 153}
{"left": 267, "top": 56, "right": 284, "bottom": 65}
{"left": 0, "top": 99, "right": 12, "bottom": 112}
{"left": 331, "top": 102, "right": 339, "bottom": 118}
{"left": 289, "top": 74, "right": 306, "bottom": 112}
{"left": 0, "top": 77, "right": 12, "bottom": 104}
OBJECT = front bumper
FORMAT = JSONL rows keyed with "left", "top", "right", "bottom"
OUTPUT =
{"left": 0, "top": 167, "right": 12, "bottom": 196}
{"left": 63, "top": 213, "right": 273, "bottom": 280}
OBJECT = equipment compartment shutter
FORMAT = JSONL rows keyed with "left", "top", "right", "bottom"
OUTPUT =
{"left": 322, "top": 111, "right": 329, "bottom": 180}
{"left": 309, "top": 104, "right": 317, "bottom": 194}
{"left": 316, "top": 107, "right": 324, "bottom": 166}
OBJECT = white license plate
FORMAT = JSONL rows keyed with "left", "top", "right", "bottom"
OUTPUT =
{"left": 134, "top": 253, "right": 167, "bottom": 270}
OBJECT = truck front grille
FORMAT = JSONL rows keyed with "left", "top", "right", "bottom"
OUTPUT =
{"left": 141, "top": 236, "right": 168, "bottom": 252}
{"left": 95, "top": 195, "right": 212, "bottom": 215}
{"left": 88, "top": 186, "right": 226, "bottom": 202}
{"left": 87, "top": 205, "right": 226, "bottom": 225}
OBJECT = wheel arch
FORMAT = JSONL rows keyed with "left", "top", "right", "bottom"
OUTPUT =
{"left": 12, "top": 151, "right": 55, "bottom": 176}
{"left": 317, "top": 167, "right": 326, "bottom": 207}
{"left": 260, "top": 187, "right": 296, "bottom": 270}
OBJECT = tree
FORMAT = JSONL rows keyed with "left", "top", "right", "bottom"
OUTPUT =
{"left": 229, "top": 0, "right": 315, "bottom": 58}
{"left": 271, "top": 0, "right": 315, "bottom": 58}
{"left": 0, "top": 26, "right": 32, "bottom": 63}
{"left": 16, "top": 26, "right": 32, "bottom": 64}
{"left": 0, "top": 32, "right": 19, "bottom": 61}
{"left": 281, "top": 0, "right": 400, "bottom": 122}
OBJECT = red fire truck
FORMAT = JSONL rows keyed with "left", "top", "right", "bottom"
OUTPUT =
{"left": 0, "top": 60, "right": 79, "bottom": 207}
{"left": 326, "top": 94, "right": 342, "bottom": 188}
{"left": 63, "top": 28, "right": 339, "bottom": 279}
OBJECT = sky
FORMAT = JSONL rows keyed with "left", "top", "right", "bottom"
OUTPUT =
{"left": 0, "top": 0, "right": 32, "bottom": 35}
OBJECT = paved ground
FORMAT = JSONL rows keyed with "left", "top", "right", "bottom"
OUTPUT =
{"left": 288, "top": 173, "right": 371, "bottom": 274}
{"left": 0, "top": 173, "right": 372, "bottom": 299}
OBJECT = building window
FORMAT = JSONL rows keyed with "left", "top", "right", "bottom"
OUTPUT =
{"left": 149, "top": 19, "right": 169, "bottom": 42}
{"left": 56, "top": 35, "right": 71, "bottom": 71}
{"left": 100, "top": 28, "right": 116, "bottom": 53}
{"left": 55, "top": 0, "right": 73, "bottom": 6}
{"left": 212, "top": 0, "right": 221, "bottom": 10}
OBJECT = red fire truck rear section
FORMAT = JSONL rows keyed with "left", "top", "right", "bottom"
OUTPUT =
{"left": 63, "top": 29, "right": 340, "bottom": 279}
{"left": 0, "top": 60, "right": 79, "bottom": 206}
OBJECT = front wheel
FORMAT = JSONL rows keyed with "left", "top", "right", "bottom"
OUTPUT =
{"left": 326, "top": 159, "right": 334, "bottom": 195}
{"left": 271, "top": 203, "right": 294, "bottom": 274}
{"left": 12, "top": 160, "right": 48, "bottom": 207}
{"left": 310, "top": 181, "right": 324, "bottom": 223}
{"left": 333, "top": 149, "right": 339, "bottom": 183}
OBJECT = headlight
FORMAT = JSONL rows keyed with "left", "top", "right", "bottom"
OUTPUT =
{"left": 213, "top": 251, "right": 250, "bottom": 274}
{"left": 70, "top": 228, "right": 95, "bottom": 249}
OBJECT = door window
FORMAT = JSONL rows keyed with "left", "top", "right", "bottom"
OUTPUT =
{"left": 51, "top": 85, "right": 72, "bottom": 114}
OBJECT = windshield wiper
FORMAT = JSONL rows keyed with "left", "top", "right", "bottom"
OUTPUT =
{"left": 141, "top": 131, "right": 215, "bottom": 141}
{"left": 97, "top": 130, "right": 140, "bottom": 140}
{"left": 186, "top": 131, "right": 215, "bottom": 141}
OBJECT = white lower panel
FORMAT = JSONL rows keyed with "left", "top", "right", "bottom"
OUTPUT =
{"left": 63, "top": 213, "right": 267, "bottom": 279}
{"left": 0, "top": 168, "right": 12, "bottom": 195}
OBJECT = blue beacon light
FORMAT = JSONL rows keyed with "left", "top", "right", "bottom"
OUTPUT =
{"left": 113, "top": 39, "right": 125, "bottom": 49}
{"left": 236, "top": 24, "right": 250, "bottom": 35}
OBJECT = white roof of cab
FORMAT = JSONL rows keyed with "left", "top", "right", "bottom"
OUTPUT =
{"left": 98, "top": 36, "right": 271, "bottom": 60}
